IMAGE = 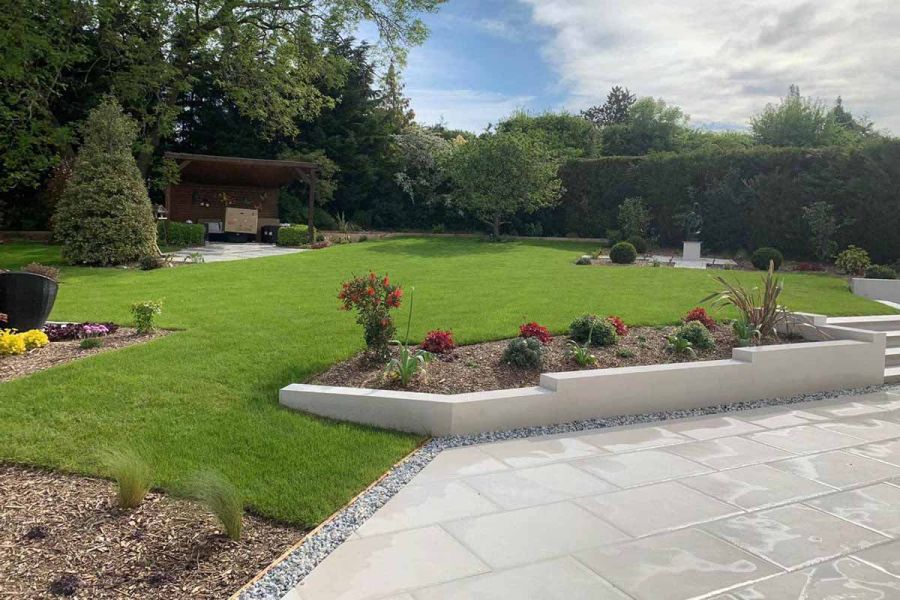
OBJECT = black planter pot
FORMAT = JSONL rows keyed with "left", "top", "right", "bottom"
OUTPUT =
{"left": 0, "top": 272, "right": 59, "bottom": 331}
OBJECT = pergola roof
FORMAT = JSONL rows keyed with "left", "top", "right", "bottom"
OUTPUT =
{"left": 164, "top": 152, "right": 318, "bottom": 188}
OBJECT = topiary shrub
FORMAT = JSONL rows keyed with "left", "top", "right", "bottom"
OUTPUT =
{"left": 675, "top": 320, "right": 715, "bottom": 350}
{"left": 626, "top": 235, "right": 649, "bottom": 254}
{"left": 609, "top": 241, "right": 637, "bottom": 264}
{"left": 157, "top": 221, "right": 204, "bottom": 247}
{"left": 865, "top": 264, "right": 897, "bottom": 279}
{"left": 569, "top": 314, "right": 618, "bottom": 346}
{"left": 502, "top": 337, "right": 544, "bottom": 369}
{"left": 835, "top": 245, "right": 871, "bottom": 275}
{"left": 750, "top": 247, "right": 783, "bottom": 271}
{"left": 53, "top": 98, "right": 157, "bottom": 265}
{"left": 276, "top": 224, "right": 310, "bottom": 246}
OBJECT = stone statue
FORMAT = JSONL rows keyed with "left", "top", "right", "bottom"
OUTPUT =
{"left": 682, "top": 202, "right": 702, "bottom": 242}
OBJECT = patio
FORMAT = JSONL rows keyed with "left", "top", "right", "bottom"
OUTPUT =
{"left": 284, "top": 387, "right": 900, "bottom": 600}
{"left": 170, "top": 242, "right": 306, "bottom": 263}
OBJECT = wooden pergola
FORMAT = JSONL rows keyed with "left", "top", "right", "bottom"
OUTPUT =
{"left": 163, "top": 152, "right": 320, "bottom": 240}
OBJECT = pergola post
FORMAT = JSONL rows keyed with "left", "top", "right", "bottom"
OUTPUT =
{"left": 307, "top": 171, "right": 317, "bottom": 242}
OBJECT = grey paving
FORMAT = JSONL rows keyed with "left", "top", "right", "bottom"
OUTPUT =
{"left": 169, "top": 241, "right": 305, "bottom": 263}
{"left": 282, "top": 389, "right": 900, "bottom": 600}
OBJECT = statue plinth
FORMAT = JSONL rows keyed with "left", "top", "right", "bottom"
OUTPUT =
{"left": 683, "top": 241, "right": 702, "bottom": 261}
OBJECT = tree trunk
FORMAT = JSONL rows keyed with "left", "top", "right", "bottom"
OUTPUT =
{"left": 492, "top": 215, "right": 501, "bottom": 240}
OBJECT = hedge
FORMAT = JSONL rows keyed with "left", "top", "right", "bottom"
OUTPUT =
{"left": 157, "top": 221, "right": 204, "bottom": 247}
{"left": 547, "top": 141, "right": 900, "bottom": 262}
{"left": 276, "top": 224, "right": 309, "bottom": 246}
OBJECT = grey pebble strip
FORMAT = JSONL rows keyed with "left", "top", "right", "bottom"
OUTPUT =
{"left": 239, "top": 383, "right": 899, "bottom": 600}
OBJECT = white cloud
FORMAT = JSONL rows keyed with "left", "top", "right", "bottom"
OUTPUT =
{"left": 521, "top": 0, "right": 900, "bottom": 133}
{"left": 408, "top": 89, "right": 535, "bottom": 132}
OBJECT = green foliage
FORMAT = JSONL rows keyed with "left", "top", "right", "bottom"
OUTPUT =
{"left": 385, "top": 288, "right": 433, "bottom": 386}
{"left": 666, "top": 335, "right": 696, "bottom": 357}
{"left": 277, "top": 225, "right": 310, "bottom": 246}
{"left": 53, "top": 99, "right": 157, "bottom": 265}
{"left": 751, "top": 86, "right": 850, "bottom": 148}
{"left": 183, "top": 471, "right": 243, "bottom": 541}
{"left": 567, "top": 339, "right": 598, "bottom": 366}
{"left": 601, "top": 97, "right": 691, "bottom": 156}
{"left": 609, "top": 242, "right": 637, "bottom": 264}
{"left": 703, "top": 263, "right": 787, "bottom": 339}
{"left": 553, "top": 142, "right": 900, "bottom": 262}
{"left": 100, "top": 449, "right": 152, "bottom": 510}
{"left": 80, "top": 337, "right": 103, "bottom": 349}
{"left": 581, "top": 86, "right": 636, "bottom": 127}
{"left": 865, "top": 264, "right": 897, "bottom": 279}
{"left": 732, "top": 318, "right": 761, "bottom": 347}
{"left": 393, "top": 125, "right": 452, "bottom": 204}
{"left": 131, "top": 300, "right": 162, "bottom": 334}
{"left": 801, "top": 202, "right": 839, "bottom": 261}
{"left": 445, "top": 131, "right": 563, "bottom": 238}
{"left": 615, "top": 348, "right": 635, "bottom": 358}
{"left": 751, "top": 247, "right": 784, "bottom": 271}
{"left": 157, "top": 221, "right": 204, "bottom": 247}
{"left": 570, "top": 314, "right": 617, "bottom": 347}
{"left": 675, "top": 321, "right": 714, "bottom": 350}
{"left": 618, "top": 197, "right": 650, "bottom": 238}
{"left": 502, "top": 337, "right": 544, "bottom": 369}
{"left": 497, "top": 111, "right": 601, "bottom": 159}
{"left": 627, "top": 236, "right": 649, "bottom": 254}
{"left": 835, "top": 245, "right": 871, "bottom": 276}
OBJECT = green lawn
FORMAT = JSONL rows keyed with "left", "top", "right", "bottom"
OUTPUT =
{"left": 0, "top": 237, "right": 894, "bottom": 527}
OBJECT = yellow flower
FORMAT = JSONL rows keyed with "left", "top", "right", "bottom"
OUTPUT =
{"left": 21, "top": 329, "right": 50, "bottom": 350}
{"left": 0, "top": 330, "right": 26, "bottom": 356}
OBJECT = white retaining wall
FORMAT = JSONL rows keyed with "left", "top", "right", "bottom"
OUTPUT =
{"left": 852, "top": 278, "right": 900, "bottom": 305}
{"left": 280, "top": 314, "right": 886, "bottom": 435}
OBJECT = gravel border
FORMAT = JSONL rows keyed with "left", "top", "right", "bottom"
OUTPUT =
{"left": 238, "top": 383, "right": 900, "bottom": 600}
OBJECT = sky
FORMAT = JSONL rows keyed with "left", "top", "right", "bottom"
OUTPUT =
{"left": 396, "top": 0, "right": 900, "bottom": 134}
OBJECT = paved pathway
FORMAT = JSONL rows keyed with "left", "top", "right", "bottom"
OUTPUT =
{"left": 283, "top": 388, "right": 900, "bottom": 599}
{"left": 170, "top": 242, "right": 305, "bottom": 263}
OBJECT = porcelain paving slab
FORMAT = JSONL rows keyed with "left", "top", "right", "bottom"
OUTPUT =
{"left": 681, "top": 463, "right": 833, "bottom": 510}
{"left": 808, "top": 483, "right": 900, "bottom": 536}
{"left": 478, "top": 436, "right": 602, "bottom": 468}
{"left": 816, "top": 416, "right": 900, "bottom": 442}
{"left": 738, "top": 408, "right": 830, "bottom": 429}
{"left": 666, "top": 436, "right": 793, "bottom": 470}
{"left": 463, "top": 463, "right": 617, "bottom": 510}
{"left": 770, "top": 450, "right": 900, "bottom": 489}
{"left": 848, "top": 439, "right": 900, "bottom": 467}
{"left": 355, "top": 480, "right": 500, "bottom": 537}
{"left": 411, "top": 447, "right": 510, "bottom": 482}
{"left": 410, "top": 557, "right": 632, "bottom": 600}
{"left": 575, "top": 528, "right": 781, "bottom": 600}
{"left": 702, "top": 504, "right": 888, "bottom": 570}
{"left": 577, "top": 425, "right": 690, "bottom": 453}
{"left": 285, "top": 526, "right": 489, "bottom": 600}
{"left": 441, "top": 501, "right": 630, "bottom": 570}
{"left": 808, "top": 401, "right": 888, "bottom": 419}
{"left": 662, "top": 416, "right": 764, "bottom": 440}
{"left": 576, "top": 481, "right": 740, "bottom": 538}
{"left": 572, "top": 449, "right": 710, "bottom": 488}
{"left": 854, "top": 539, "right": 900, "bottom": 577}
{"left": 711, "top": 556, "right": 900, "bottom": 599}
{"left": 749, "top": 425, "right": 863, "bottom": 454}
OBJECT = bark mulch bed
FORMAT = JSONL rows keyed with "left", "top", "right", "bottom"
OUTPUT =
{"left": 312, "top": 326, "right": 794, "bottom": 394}
{"left": 0, "top": 465, "right": 304, "bottom": 599}
{"left": 0, "top": 328, "right": 167, "bottom": 383}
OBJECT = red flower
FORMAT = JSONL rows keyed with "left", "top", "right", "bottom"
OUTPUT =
{"left": 422, "top": 330, "right": 456, "bottom": 354}
{"left": 519, "top": 322, "right": 552, "bottom": 344}
{"left": 367, "top": 287, "right": 375, "bottom": 296}
{"left": 683, "top": 307, "right": 717, "bottom": 330}
{"left": 383, "top": 276, "right": 390, "bottom": 287}
{"left": 607, "top": 315, "right": 629, "bottom": 337}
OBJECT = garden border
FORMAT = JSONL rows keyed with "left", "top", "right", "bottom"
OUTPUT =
{"left": 852, "top": 277, "right": 900, "bottom": 306}
{"left": 280, "top": 313, "right": 887, "bottom": 435}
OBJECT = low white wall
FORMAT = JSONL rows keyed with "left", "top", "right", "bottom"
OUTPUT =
{"left": 280, "top": 315, "right": 886, "bottom": 435}
{"left": 853, "top": 278, "right": 900, "bottom": 305}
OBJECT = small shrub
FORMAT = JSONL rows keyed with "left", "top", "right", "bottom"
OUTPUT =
{"left": 835, "top": 245, "right": 871, "bottom": 275}
{"left": 606, "top": 315, "right": 629, "bottom": 337}
{"left": 567, "top": 339, "right": 598, "bottom": 366}
{"left": 570, "top": 314, "right": 617, "bottom": 347}
{"left": 183, "top": 471, "right": 243, "bottom": 541}
{"left": 385, "top": 344, "right": 432, "bottom": 386}
{"left": 276, "top": 224, "right": 310, "bottom": 247}
{"left": 626, "top": 235, "right": 649, "bottom": 254}
{"left": 421, "top": 330, "right": 456, "bottom": 354}
{"left": 865, "top": 264, "right": 896, "bottom": 279}
{"left": 666, "top": 335, "right": 696, "bottom": 357}
{"left": 0, "top": 330, "right": 26, "bottom": 355}
{"left": 605, "top": 229, "right": 623, "bottom": 246}
{"left": 100, "top": 449, "right": 152, "bottom": 509}
{"left": 338, "top": 273, "right": 402, "bottom": 358}
{"left": 615, "top": 348, "right": 635, "bottom": 358}
{"left": 139, "top": 254, "right": 164, "bottom": 270}
{"left": 131, "top": 300, "right": 162, "bottom": 334}
{"left": 80, "top": 337, "right": 103, "bottom": 349}
{"left": 23, "top": 263, "right": 60, "bottom": 281}
{"left": 618, "top": 197, "right": 650, "bottom": 239}
{"left": 683, "top": 307, "right": 717, "bottom": 330}
{"left": 751, "top": 247, "right": 783, "bottom": 271}
{"left": 519, "top": 322, "right": 552, "bottom": 344}
{"left": 675, "top": 321, "right": 715, "bottom": 350}
{"left": 609, "top": 241, "right": 637, "bottom": 264}
{"left": 732, "top": 318, "right": 760, "bottom": 347}
{"left": 575, "top": 255, "right": 592, "bottom": 265}
{"left": 503, "top": 337, "right": 544, "bottom": 369}
{"left": 702, "top": 263, "right": 788, "bottom": 340}
{"left": 21, "top": 329, "right": 49, "bottom": 350}
{"left": 157, "top": 221, "right": 204, "bottom": 247}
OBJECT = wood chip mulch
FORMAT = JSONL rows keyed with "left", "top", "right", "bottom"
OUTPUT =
{"left": 0, "top": 465, "right": 305, "bottom": 599}
{"left": 312, "top": 325, "right": 793, "bottom": 394}
{"left": 0, "top": 328, "right": 167, "bottom": 383}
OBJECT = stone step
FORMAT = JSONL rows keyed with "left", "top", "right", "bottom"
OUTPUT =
{"left": 887, "top": 348, "right": 900, "bottom": 367}
{"left": 886, "top": 366, "right": 900, "bottom": 384}
{"left": 888, "top": 332, "right": 900, "bottom": 349}
{"left": 828, "top": 315, "right": 900, "bottom": 332}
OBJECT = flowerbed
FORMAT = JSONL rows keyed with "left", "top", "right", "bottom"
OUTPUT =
{"left": 310, "top": 325, "right": 795, "bottom": 394}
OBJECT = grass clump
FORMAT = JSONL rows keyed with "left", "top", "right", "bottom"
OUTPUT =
{"left": 100, "top": 449, "right": 152, "bottom": 509}
{"left": 79, "top": 337, "right": 103, "bottom": 349}
{"left": 184, "top": 471, "right": 243, "bottom": 541}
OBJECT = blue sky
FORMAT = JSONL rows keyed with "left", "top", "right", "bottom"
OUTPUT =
{"left": 393, "top": 0, "right": 900, "bottom": 135}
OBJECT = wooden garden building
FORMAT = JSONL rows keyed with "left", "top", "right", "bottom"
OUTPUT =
{"left": 163, "top": 152, "right": 319, "bottom": 241}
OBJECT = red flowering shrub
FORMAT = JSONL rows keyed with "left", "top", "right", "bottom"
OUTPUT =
{"left": 683, "top": 307, "right": 717, "bottom": 330}
{"left": 794, "top": 262, "right": 824, "bottom": 272}
{"left": 422, "top": 329, "right": 456, "bottom": 354}
{"left": 606, "top": 315, "right": 629, "bottom": 336}
{"left": 519, "top": 322, "right": 552, "bottom": 344}
{"left": 338, "top": 272, "right": 402, "bottom": 357}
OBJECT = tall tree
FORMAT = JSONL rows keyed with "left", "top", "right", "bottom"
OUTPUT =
{"left": 497, "top": 111, "right": 601, "bottom": 159}
{"left": 751, "top": 86, "right": 845, "bottom": 147}
{"left": 601, "top": 97, "right": 690, "bottom": 155}
{"left": 380, "top": 61, "right": 415, "bottom": 130}
{"left": 581, "top": 86, "right": 636, "bottom": 127}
